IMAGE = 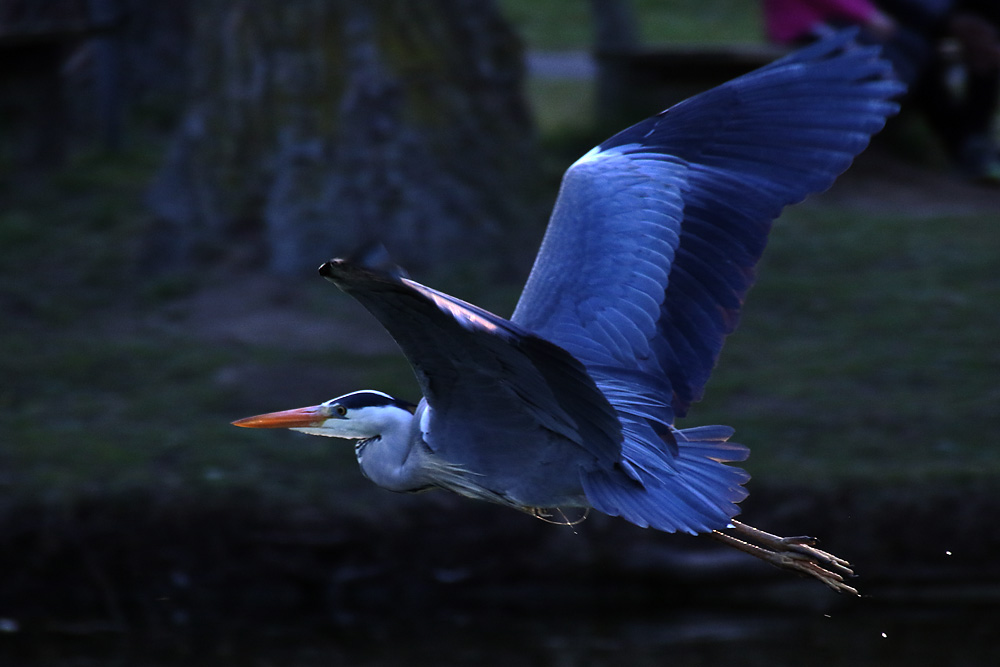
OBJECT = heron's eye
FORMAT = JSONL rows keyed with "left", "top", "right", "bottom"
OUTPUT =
{"left": 335, "top": 404, "right": 348, "bottom": 417}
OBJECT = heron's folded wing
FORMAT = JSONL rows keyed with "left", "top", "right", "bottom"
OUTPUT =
{"left": 319, "top": 259, "right": 622, "bottom": 466}
{"left": 511, "top": 31, "right": 902, "bottom": 419}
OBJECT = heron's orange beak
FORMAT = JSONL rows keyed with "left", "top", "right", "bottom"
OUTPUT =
{"left": 232, "top": 405, "right": 327, "bottom": 429}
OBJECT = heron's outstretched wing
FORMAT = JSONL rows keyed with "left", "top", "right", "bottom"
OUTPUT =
{"left": 319, "top": 259, "right": 622, "bottom": 466}
{"left": 511, "top": 32, "right": 903, "bottom": 419}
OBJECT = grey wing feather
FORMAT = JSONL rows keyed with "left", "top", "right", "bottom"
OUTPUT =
{"left": 513, "top": 152, "right": 687, "bottom": 370}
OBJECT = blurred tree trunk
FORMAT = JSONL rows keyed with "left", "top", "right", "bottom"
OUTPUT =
{"left": 590, "top": 0, "right": 639, "bottom": 129}
{"left": 146, "top": 0, "right": 538, "bottom": 275}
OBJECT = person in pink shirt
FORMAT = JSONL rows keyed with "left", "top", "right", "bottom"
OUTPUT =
{"left": 762, "top": 0, "right": 898, "bottom": 45}
{"left": 762, "top": 0, "right": 927, "bottom": 86}
{"left": 763, "top": 0, "right": 1000, "bottom": 183}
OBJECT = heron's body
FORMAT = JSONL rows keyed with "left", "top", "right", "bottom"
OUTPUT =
{"left": 235, "top": 32, "right": 904, "bottom": 593}
{"left": 383, "top": 402, "right": 592, "bottom": 510}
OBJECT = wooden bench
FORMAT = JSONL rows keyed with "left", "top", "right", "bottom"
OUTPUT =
{"left": 594, "top": 43, "right": 789, "bottom": 124}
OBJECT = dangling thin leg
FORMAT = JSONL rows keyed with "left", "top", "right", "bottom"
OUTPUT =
{"left": 712, "top": 520, "right": 858, "bottom": 595}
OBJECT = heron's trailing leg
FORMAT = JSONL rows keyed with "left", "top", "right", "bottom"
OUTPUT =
{"left": 712, "top": 520, "right": 858, "bottom": 595}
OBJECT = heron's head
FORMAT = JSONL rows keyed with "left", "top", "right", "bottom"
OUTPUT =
{"left": 232, "top": 390, "right": 416, "bottom": 440}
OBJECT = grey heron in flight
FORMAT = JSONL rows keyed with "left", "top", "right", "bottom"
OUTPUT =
{"left": 235, "top": 32, "right": 903, "bottom": 594}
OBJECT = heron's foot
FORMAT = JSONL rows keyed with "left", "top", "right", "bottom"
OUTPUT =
{"left": 712, "top": 520, "right": 858, "bottom": 595}
{"left": 530, "top": 506, "right": 590, "bottom": 526}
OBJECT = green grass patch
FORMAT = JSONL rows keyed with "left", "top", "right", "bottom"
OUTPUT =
{"left": 685, "top": 205, "right": 1000, "bottom": 485}
{"left": 500, "top": 0, "right": 763, "bottom": 50}
{"left": 0, "top": 320, "right": 416, "bottom": 512}
{"left": 526, "top": 78, "right": 597, "bottom": 140}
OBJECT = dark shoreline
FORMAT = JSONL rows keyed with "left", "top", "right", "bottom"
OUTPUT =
{"left": 2, "top": 480, "right": 997, "bottom": 644}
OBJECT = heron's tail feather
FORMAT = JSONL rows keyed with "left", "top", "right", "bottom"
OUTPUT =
{"left": 581, "top": 424, "right": 750, "bottom": 535}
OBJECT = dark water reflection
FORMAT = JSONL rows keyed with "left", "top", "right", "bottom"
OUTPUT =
{"left": 4, "top": 598, "right": 997, "bottom": 667}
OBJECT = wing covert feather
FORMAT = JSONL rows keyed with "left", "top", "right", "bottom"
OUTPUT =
{"left": 319, "top": 259, "right": 622, "bottom": 466}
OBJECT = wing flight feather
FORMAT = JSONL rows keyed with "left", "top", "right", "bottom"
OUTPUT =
{"left": 512, "top": 31, "right": 903, "bottom": 418}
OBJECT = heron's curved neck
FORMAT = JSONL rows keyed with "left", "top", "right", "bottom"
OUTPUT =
{"left": 355, "top": 409, "right": 427, "bottom": 492}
